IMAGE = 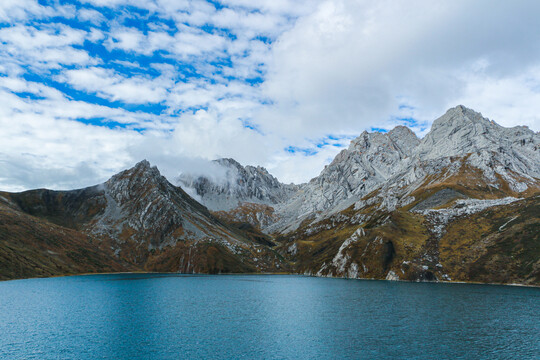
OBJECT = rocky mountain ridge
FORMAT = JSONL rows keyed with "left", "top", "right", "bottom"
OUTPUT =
{"left": 1, "top": 105, "right": 539, "bottom": 284}
{"left": 1, "top": 160, "right": 286, "bottom": 277}
{"left": 267, "top": 105, "right": 539, "bottom": 233}
{"left": 174, "top": 105, "right": 539, "bottom": 285}
{"left": 179, "top": 106, "right": 539, "bottom": 236}
{"left": 267, "top": 106, "right": 539, "bottom": 285}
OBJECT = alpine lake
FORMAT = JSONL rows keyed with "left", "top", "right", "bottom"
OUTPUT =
{"left": 1, "top": 274, "right": 538, "bottom": 359}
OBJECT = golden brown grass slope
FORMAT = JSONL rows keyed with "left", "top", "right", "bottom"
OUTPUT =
{"left": 0, "top": 202, "right": 132, "bottom": 281}
{"left": 277, "top": 193, "right": 539, "bottom": 286}
{"left": 440, "top": 196, "right": 540, "bottom": 285}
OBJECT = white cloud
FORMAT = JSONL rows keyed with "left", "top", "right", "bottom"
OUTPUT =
{"left": 268, "top": 148, "right": 339, "bottom": 185}
{"left": 454, "top": 66, "right": 540, "bottom": 130}
{"left": 78, "top": 0, "right": 151, "bottom": 8}
{"left": 210, "top": 8, "right": 289, "bottom": 38}
{"left": 257, "top": 0, "right": 540, "bottom": 140}
{"left": 0, "top": 24, "right": 86, "bottom": 50}
{"left": 221, "top": 0, "right": 312, "bottom": 16}
{"left": 170, "top": 109, "right": 271, "bottom": 162}
{"left": 0, "top": 0, "right": 72, "bottom": 22}
{"left": 60, "top": 67, "right": 172, "bottom": 104}
{"left": 87, "top": 28, "right": 105, "bottom": 42}
{"left": 0, "top": 24, "right": 97, "bottom": 73}
{"left": 0, "top": 110, "right": 140, "bottom": 191}
{"left": 1, "top": 0, "right": 540, "bottom": 192}
{"left": 0, "top": 75, "right": 166, "bottom": 129}
{"left": 106, "top": 26, "right": 147, "bottom": 52}
{"left": 78, "top": 8, "right": 107, "bottom": 25}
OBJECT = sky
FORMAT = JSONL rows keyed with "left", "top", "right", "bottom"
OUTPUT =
{"left": 1, "top": 0, "right": 540, "bottom": 191}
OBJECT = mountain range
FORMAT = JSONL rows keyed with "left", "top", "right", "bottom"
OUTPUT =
{"left": 1, "top": 105, "right": 539, "bottom": 285}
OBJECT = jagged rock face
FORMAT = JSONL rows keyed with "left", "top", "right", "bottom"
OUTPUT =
{"left": 180, "top": 106, "right": 538, "bottom": 236}
{"left": 178, "top": 158, "right": 300, "bottom": 211}
{"left": 91, "top": 160, "right": 241, "bottom": 251}
{"left": 266, "top": 126, "right": 420, "bottom": 233}
{"left": 269, "top": 105, "right": 540, "bottom": 233}
{"left": 273, "top": 105, "right": 540, "bottom": 285}
{"left": 412, "top": 105, "right": 540, "bottom": 191}
{"left": 366, "top": 107, "right": 540, "bottom": 213}
{"left": 417, "top": 105, "right": 536, "bottom": 161}
{"left": 279, "top": 126, "right": 419, "bottom": 214}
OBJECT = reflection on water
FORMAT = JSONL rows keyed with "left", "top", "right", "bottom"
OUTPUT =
{"left": 0, "top": 274, "right": 539, "bottom": 359}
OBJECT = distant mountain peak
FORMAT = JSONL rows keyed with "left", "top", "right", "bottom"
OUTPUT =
{"left": 215, "top": 158, "right": 243, "bottom": 168}
{"left": 214, "top": 158, "right": 272, "bottom": 177}
{"left": 432, "top": 105, "right": 488, "bottom": 129}
{"left": 177, "top": 158, "right": 300, "bottom": 211}
{"left": 131, "top": 159, "right": 160, "bottom": 175}
{"left": 265, "top": 105, "right": 540, "bottom": 233}
{"left": 446, "top": 104, "right": 475, "bottom": 115}
{"left": 110, "top": 160, "right": 161, "bottom": 184}
{"left": 388, "top": 124, "right": 415, "bottom": 135}
{"left": 134, "top": 159, "right": 152, "bottom": 169}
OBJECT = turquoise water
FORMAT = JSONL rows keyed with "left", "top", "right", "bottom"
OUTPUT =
{"left": 0, "top": 274, "right": 538, "bottom": 359}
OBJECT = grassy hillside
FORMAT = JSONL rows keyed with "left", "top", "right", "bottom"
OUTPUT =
{"left": 276, "top": 192, "right": 539, "bottom": 286}
{"left": 440, "top": 196, "right": 540, "bottom": 285}
{"left": 0, "top": 203, "right": 131, "bottom": 280}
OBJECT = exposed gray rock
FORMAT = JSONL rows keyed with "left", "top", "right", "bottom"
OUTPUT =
{"left": 413, "top": 196, "right": 521, "bottom": 240}
{"left": 414, "top": 105, "right": 539, "bottom": 190}
{"left": 411, "top": 188, "right": 467, "bottom": 211}
{"left": 172, "top": 106, "right": 539, "bottom": 240}
{"left": 178, "top": 158, "right": 300, "bottom": 211}
{"left": 266, "top": 124, "right": 421, "bottom": 233}
{"left": 269, "top": 105, "right": 540, "bottom": 233}
{"left": 86, "top": 160, "right": 248, "bottom": 253}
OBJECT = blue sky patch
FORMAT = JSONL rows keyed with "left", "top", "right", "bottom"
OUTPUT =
{"left": 285, "top": 146, "right": 318, "bottom": 156}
